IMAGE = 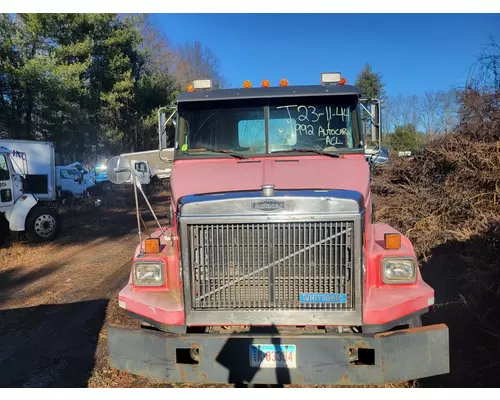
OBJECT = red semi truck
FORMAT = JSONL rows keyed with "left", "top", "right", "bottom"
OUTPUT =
{"left": 106, "top": 73, "right": 449, "bottom": 385}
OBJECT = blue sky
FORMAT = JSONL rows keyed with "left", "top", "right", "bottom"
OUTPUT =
{"left": 155, "top": 13, "right": 500, "bottom": 97}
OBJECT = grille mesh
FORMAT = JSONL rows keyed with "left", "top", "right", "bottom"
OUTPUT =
{"left": 188, "top": 221, "right": 355, "bottom": 310}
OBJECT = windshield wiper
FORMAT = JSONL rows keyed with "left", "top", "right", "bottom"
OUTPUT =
{"left": 270, "top": 148, "right": 341, "bottom": 158}
{"left": 188, "top": 148, "right": 248, "bottom": 159}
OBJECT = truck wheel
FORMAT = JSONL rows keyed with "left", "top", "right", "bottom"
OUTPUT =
{"left": 25, "top": 205, "right": 62, "bottom": 242}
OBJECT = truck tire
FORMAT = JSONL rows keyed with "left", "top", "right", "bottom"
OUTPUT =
{"left": 25, "top": 205, "right": 62, "bottom": 242}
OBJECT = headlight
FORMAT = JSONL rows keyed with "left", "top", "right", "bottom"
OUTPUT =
{"left": 133, "top": 261, "right": 165, "bottom": 286}
{"left": 382, "top": 257, "right": 417, "bottom": 284}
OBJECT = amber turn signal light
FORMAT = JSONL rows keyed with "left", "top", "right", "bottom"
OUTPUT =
{"left": 145, "top": 238, "right": 161, "bottom": 254}
{"left": 384, "top": 233, "right": 401, "bottom": 250}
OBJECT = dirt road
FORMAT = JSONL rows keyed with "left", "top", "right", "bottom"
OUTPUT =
{"left": 0, "top": 191, "right": 172, "bottom": 387}
{"left": 0, "top": 190, "right": 257, "bottom": 388}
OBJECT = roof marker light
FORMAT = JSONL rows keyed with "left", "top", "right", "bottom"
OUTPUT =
{"left": 261, "top": 79, "right": 270, "bottom": 88}
{"left": 243, "top": 80, "right": 252, "bottom": 88}
{"left": 192, "top": 79, "right": 212, "bottom": 90}
{"left": 321, "top": 72, "right": 342, "bottom": 85}
{"left": 187, "top": 84, "right": 195, "bottom": 92}
{"left": 280, "top": 78, "right": 289, "bottom": 87}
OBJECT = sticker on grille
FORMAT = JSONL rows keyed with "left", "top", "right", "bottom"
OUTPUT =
{"left": 188, "top": 221, "right": 355, "bottom": 310}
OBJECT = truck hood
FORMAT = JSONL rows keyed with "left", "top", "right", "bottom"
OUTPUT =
{"left": 170, "top": 155, "right": 370, "bottom": 206}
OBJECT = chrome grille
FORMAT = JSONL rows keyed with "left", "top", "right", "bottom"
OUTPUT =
{"left": 187, "top": 221, "right": 355, "bottom": 311}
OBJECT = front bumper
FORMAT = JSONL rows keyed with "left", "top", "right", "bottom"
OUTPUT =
{"left": 107, "top": 323, "right": 449, "bottom": 385}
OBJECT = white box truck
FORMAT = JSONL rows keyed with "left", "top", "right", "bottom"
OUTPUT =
{"left": 0, "top": 139, "right": 63, "bottom": 242}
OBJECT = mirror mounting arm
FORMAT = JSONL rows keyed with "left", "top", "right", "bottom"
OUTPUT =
{"left": 158, "top": 106, "right": 177, "bottom": 163}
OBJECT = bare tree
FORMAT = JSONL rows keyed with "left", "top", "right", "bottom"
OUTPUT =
{"left": 132, "top": 14, "right": 177, "bottom": 75}
{"left": 388, "top": 94, "right": 417, "bottom": 127}
{"left": 420, "top": 91, "right": 440, "bottom": 136}
{"left": 437, "top": 89, "right": 459, "bottom": 134}
{"left": 382, "top": 96, "right": 406, "bottom": 133}
{"left": 381, "top": 90, "right": 459, "bottom": 139}
{"left": 381, "top": 96, "right": 397, "bottom": 133}
{"left": 467, "top": 35, "right": 500, "bottom": 90}
{"left": 419, "top": 89, "right": 459, "bottom": 137}
{"left": 407, "top": 94, "right": 420, "bottom": 127}
{"left": 172, "top": 40, "right": 227, "bottom": 89}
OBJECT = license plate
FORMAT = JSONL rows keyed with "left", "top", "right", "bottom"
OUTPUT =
{"left": 249, "top": 344, "right": 296, "bottom": 369}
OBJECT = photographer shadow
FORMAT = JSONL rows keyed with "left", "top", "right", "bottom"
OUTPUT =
{"left": 216, "top": 324, "right": 291, "bottom": 388}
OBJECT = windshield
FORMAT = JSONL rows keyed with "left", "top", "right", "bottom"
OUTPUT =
{"left": 175, "top": 95, "right": 363, "bottom": 158}
{"left": 0, "top": 155, "right": 10, "bottom": 181}
{"left": 60, "top": 169, "right": 82, "bottom": 179}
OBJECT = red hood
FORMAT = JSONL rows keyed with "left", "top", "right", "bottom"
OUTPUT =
{"left": 170, "top": 155, "right": 370, "bottom": 206}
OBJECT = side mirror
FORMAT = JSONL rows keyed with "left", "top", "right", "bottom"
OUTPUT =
{"left": 360, "top": 98, "right": 382, "bottom": 151}
{"left": 158, "top": 106, "right": 177, "bottom": 151}
{"left": 367, "top": 146, "right": 389, "bottom": 168}
{"left": 106, "top": 156, "right": 132, "bottom": 184}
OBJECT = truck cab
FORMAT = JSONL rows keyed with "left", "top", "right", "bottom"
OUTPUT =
{"left": 126, "top": 159, "right": 151, "bottom": 185}
{"left": 106, "top": 74, "right": 449, "bottom": 385}
{"left": 56, "top": 166, "right": 90, "bottom": 199}
{"left": 0, "top": 141, "right": 62, "bottom": 243}
{"left": 0, "top": 149, "right": 19, "bottom": 208}
{"left": 66, "top": 161, "right": 96, "bottom": 189}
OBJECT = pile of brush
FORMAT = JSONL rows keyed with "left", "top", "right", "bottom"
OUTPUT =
{"left": 373, "top": 89, "right": 500, "bottom": 261}
{"left": 372, "top": 90, "right": 500, "bottom": 381}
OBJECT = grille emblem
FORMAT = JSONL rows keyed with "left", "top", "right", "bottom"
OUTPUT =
{"left": 251, "top": 200, "right": 285, "bottom": 212}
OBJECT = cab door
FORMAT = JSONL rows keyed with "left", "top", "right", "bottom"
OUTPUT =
{"left": 0, "top": 154, "right": 15, "bottom": 208}
{"left": 131, "top": 160, "right": 151, "bottom": 185}
{"left": 58, "top": 167, "right": 85, "bottom": 196}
